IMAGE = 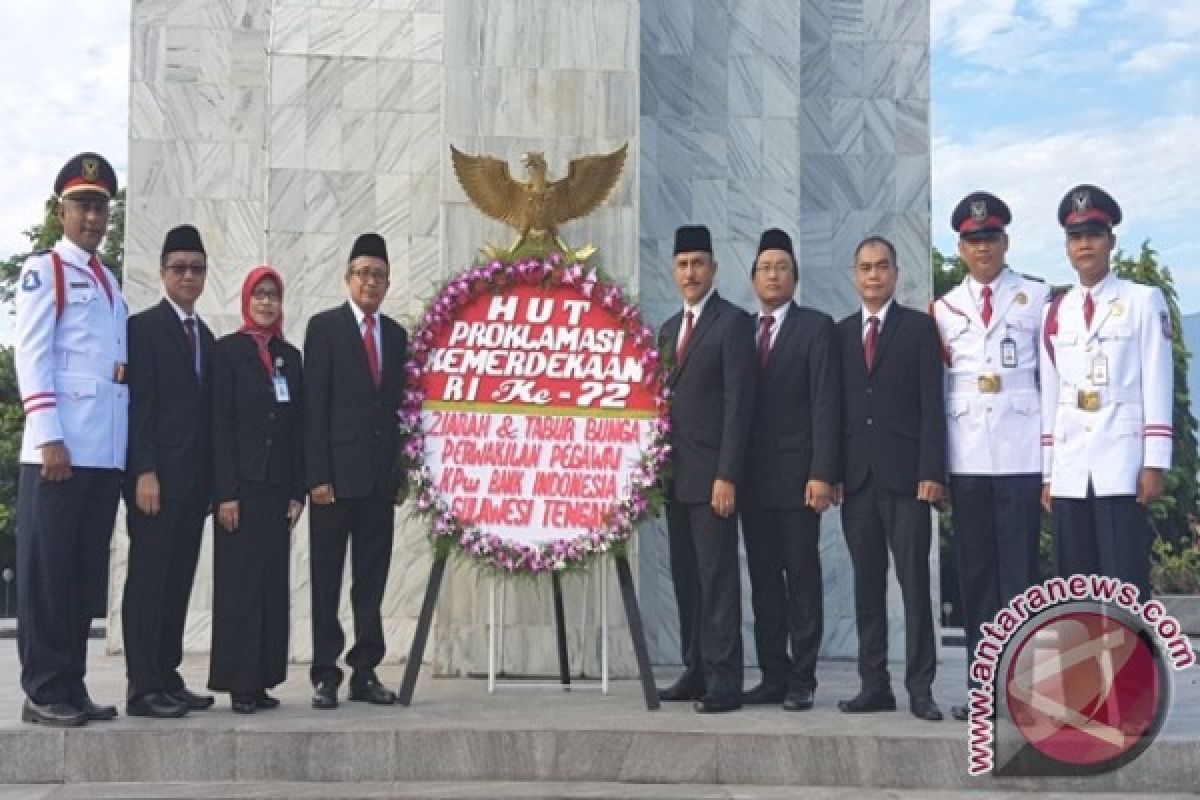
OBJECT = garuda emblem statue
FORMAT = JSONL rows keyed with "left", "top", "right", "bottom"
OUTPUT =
{"left": 450, "top": 143, "right": 628, "bottom": 260}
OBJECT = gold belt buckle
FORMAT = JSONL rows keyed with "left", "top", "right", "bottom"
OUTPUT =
{"left": 977, "top": 373, "right": 1001, "bottom": 394}
{"left": 113, "top": 362, "right": 127, "bottom": 384}
{"left": 1077, "top": 389, "right": 1100, "bottom": 411}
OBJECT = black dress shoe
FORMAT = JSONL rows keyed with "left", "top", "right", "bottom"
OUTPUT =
{"left": 910, "top": 697, "right": 944, "bottom": 721}
{"left": 167, "top": 687, "right": 214, "bottom": 711}
{"left": 657, "top": 678, "right": 705, "bottom": 702}
{"left": 126, "top": 691, "right": 189, "bottom": 719}
{"left": 312, "top": 681, "right": 338, "bottom": 710}
{"left": 693, "top": 695, "right": 742, "bottom": 713}
{"left": 742, "top": 682, "right": 787, "bottom": 705}
{"left": 783, "top": 687, "right": 815, "bottom": 712}
{"left": 951, "top": 704, "right": 969, "bottom": 721}
{"left": 349, "top": 678, "right": 396, "bottom": 705}
{"left": 837, "top": 690, "right": 897, "bottom": 713}
{"left": 231, "top": 693, "right": 256, "bottom": 714}
{"left": 22, "top": 699, "right": 86, "bottom": 727}
{"left": 255, "top": 690, "right": 280, "bottom": 710}
{"left": 73, "top": 691, "right": 118, "bottom": 721}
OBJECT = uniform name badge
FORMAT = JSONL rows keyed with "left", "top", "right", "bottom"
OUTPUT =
{"left": 273, "top": 357, "right": 290, "bottom": 403}
{"left": 1001, "top": 337, "right": 1018, "bottom": 368}
{"left": 1090, "top": 353, "right": 1109, "bottom": 386}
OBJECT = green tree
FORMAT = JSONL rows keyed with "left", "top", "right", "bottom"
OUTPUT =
{"left": 1113, "top": 241, "right": 1198, "bottom": 549}
{"left": 932, "top": 245, "right": 967, "bottom": 299}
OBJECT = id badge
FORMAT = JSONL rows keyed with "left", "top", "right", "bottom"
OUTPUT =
{"left": 1090, "top": 353, "right": 1109, "bottom": 386}
{"left": 273, "top": 357, "right": 290, "bottom": 402}
{"left": 1001, "top": 337, "right": 1018, "bottom": 368}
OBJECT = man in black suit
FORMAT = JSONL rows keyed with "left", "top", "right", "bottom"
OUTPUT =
{"left": 740, "top": 229, "right": 840, "bottom": 712}
{"left": 122, "top": 224, "right": 216, "bottom": 718}
{"left": 305, "top": 233, "right": 408, "bottom": 710}
{"left": 655, "top": 225, "right": 756, "bottom": 713}
{"left": 835, "top": 235, "right": 946, "bottom": 721}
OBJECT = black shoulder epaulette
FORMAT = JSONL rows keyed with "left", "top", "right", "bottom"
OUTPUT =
{"left": 1047, "top": 284, "right": 1070, "bottom": 300}
{"left": 1019, "top": 272, "right": 1045, "bottom": 284}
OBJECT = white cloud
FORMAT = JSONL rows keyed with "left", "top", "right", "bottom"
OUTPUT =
{"left": 1120, "top": 41, "right": 1196, "bottom": 75}
{"left": 0, "top": 2, "right": 129, "bottom": 257}
{"left": 933, "top": 114, "right": 1200, "bottom": 309}
{"left": 1034, "top": 0, "right": 1092, "bottom": 28}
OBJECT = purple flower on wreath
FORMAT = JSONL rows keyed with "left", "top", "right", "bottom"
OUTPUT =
{"left": 579, "top": 269, "right": 598, "bottom": 298}
{"left": 549, "top": 250, "right": 564, "bottom": 267}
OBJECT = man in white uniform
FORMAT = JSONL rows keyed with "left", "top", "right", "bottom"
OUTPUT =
{"left": 1039, "top": 184, "right": 1172, "bottom": 597}
{"left": 933, "top": 192, "right": 1048, "bottom": 721}
{"left": 14, "top": 153, "right": 129, "bottom": 726}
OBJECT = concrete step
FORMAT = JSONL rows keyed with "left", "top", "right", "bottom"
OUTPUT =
{"left": 2, "top": 784, "right": 1197, "bottom": 800}
{"left": 3, "top": 725, "right": 1197, "bottom": 793}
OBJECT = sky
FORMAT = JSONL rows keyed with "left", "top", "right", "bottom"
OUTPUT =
{"left": 0, "top": 0, "right": 1197, "bottom": 313}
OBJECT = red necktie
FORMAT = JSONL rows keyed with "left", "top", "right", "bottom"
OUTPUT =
{"left": 183, "top": 317, "right": 197, "bottom": 355}
{"left": 677, "top": 310, "right": 695, "bottom": 362}
{"left": 1083, "top": 291, "right": 1095, "bottom": 328}
{"left": 89, "top": 255, "right": 113, "bottom": 306}
{"left": 980, "top": 285, "right": 993, "bottom": 327}
{"left": 864, "top": 315, "right": 880, "bottom": 371}
{"left": 363, "top": 314, "right": 381, "bottom": 389}
{"left": 757, "top": 314, "right": 774, "bottom": 368}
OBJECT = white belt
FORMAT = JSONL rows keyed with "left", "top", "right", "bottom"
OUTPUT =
{"left": 949, "top": 369, "right": 1037, "bottom": 393}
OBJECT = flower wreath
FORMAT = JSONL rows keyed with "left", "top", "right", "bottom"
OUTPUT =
{"left": 397, "top": 251, "right": 671, "bottom": 574}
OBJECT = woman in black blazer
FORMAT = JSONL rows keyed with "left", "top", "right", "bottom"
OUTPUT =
{"left": 209, "top": 266, "right": 305, "bottom": 713}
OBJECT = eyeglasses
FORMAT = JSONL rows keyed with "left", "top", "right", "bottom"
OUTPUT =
{"left": 251, "top": 289, "right": 281, "bottom": 302}
{"left": 349, "top": 268, "right": 389, "bottom": 283}
{"left": 166, "top": 263, "right": 207, "bottom": 276}
{"left": 756, "top": 263, "right": 794, "bottom": 275}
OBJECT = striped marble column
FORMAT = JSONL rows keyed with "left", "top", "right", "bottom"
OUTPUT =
{"left": 119, "top": 0, "right": 932, "bottom": 677}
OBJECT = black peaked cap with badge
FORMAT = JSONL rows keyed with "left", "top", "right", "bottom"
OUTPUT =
{"left": 673, "top": 225, "right": 713, "bottom": 255}
{"left": 54, "top": 152, "right": 118, "bottom": 199}
{"left": 1058, "top": 184, "right": 1122, "bottom": 233}
{"left": 161, "top": 224, "right": 206, "bottom": 258}
{"left": 951, "top": 191, "right": 1011, "bottom": 239}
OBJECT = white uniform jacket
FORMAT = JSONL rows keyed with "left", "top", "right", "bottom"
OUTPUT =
{"left": 15, "top": 238, "right": 129, "bottom": 469}
{"left": 1039, "top": 271, "right": 1173, "bottom": 498}
{"left": 933, "top": 268, "right": 1048, "bottom": 475}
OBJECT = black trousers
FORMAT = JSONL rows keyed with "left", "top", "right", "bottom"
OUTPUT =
{"left": 209, "top": 481, "right": 290, "bottom": 693}
{"left": 950, "top": 474, "right": 1041, "bottom": 665}
{"left": 1053, "top": 485, "right": 1151, "bottom": 599}
{"left": 309, "top": 487, "right": 395, "bottom": 687}
{"left": 841, "top": 477, "right": 936, "bottom": 699}
{"left": 122, "top": 492, "right": 208, "bottom": 699}
{"left": 740, "top": 498, "right": 823, "bottom": 691}
{"left": 665, "top": 500, "right": 743, "bottom": 701}
{"left": 16, "top": 465, "right": 120, "bottom": 705}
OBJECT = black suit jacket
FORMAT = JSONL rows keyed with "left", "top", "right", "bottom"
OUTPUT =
{"left": 657, "top": 292, "right": 756, "bottom": 504}
{"left": 837, "top": 302, "right": 945, "bottom": 495}
{"left": 748, "top": 302, "right": 842, "bottom": 509}
{"left": 211, "top": 333, "right": 305, "bottom": 503}
{"left": 303, "top": 302, "right": 408, "bottom": 500}
{"left": 125, "top": 299, "right": 215, "bottom": 501}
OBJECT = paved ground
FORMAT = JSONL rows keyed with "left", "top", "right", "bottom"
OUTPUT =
{"left": 0, "top": 640, "right": 1196, "bottom": 798}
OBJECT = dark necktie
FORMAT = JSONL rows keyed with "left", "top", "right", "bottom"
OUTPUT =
{"left": 677, "top": 310, "right": 695, "bottom": 362}
{"left": 757, "top": 314, "right": 774, "bottom": 368}
{"left": 980, "top": 285, "right": 993, "bottom": 327}
{"left": 364, "top": 314, "right": 381, "bottom": 389}
{"left": 183, "top": 317, "right": 199, "bottom": 377}
{"left": 864, "top": 315, "right": 880, "bottom": 371}
{"left": 1083, "top": 291, "right": 1095, "bottom": 328}
{"left": 89, "top": 255, "right": 113, "bottom": 306}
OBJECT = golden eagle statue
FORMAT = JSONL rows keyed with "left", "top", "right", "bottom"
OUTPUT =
{"left": 450, "top": 143, "right": 628, "bottom": 260}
